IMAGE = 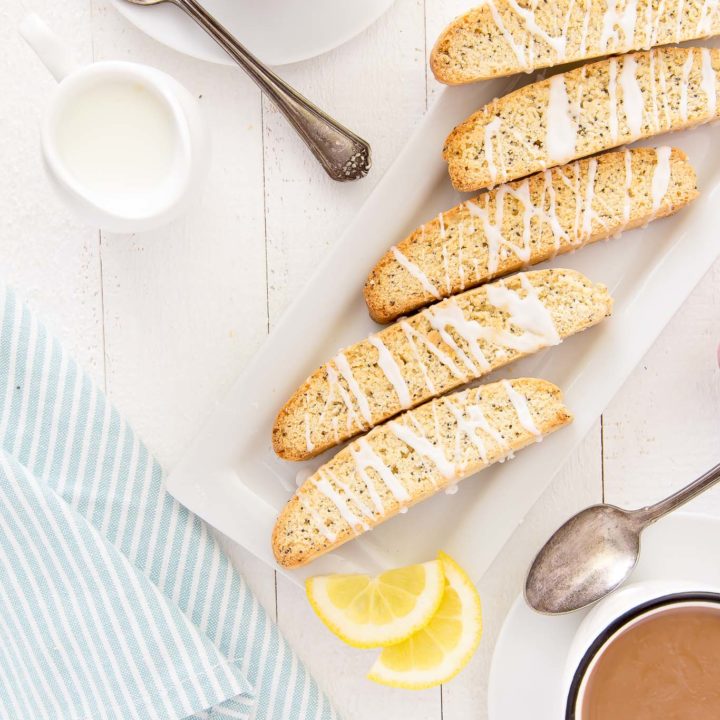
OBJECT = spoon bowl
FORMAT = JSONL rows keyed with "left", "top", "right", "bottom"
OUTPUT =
{"left": 525, "top": 462, "right": 720, "bottom": 615}
{"left": 525, "top": 505, "right": 641, "bottom": 614}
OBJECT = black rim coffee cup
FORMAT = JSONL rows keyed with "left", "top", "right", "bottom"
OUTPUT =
{"left": 565, "top": 591, "right": 720, "bottom": 719}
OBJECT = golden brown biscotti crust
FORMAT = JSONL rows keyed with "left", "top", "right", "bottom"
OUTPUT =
{"left": 272, "top": 378, "right": 573, "bottom": 568}
{"left": 443, "top": 47, "right": 720, "bottom": 192}
{"left": 430, "top": 0, "right": 720, "bottom": 84}
{"left": 273, "top": 268, "right": 610, "bottom": 461}
{"left": 364, "top": 147, "right": 698, "bottom": 323}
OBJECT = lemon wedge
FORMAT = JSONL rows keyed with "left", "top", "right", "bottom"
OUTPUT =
{"left": 367, "top": 552, "right": 482, "bottom": 689}
{"left": 306, "top": 560, "right": 445, "bottom": 648}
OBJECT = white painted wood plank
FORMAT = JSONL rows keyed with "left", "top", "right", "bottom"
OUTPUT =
{"left": 91, "top": 2, "right": 269, "bottom": 467}
{"left": 263, "top": 0, "right": 428, "bottom": 325}
{"left": 603, "top": 258, "right": 720, "bottom": 512}
{"left": 425, "top": 0, "right": 471, "bottom": 106}
{"left": 265, "top": 1, "right": 443, "bottom": 717}
{"left": 278, "top": 569, "right": 442, "bottom": 719}
{"left": 441, "top": 426, "right": 602, "bottom": 719}
{"left": 422, "top": 4, "right": 605, "bottom": 716}
{"left": 1, "top": 0, "right": 103, "bottom": 380}
{"left": 90, "top": 1, "right": 280, "bottom": 646}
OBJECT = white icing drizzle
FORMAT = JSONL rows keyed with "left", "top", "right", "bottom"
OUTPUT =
{"left": 333, "top": 352, "right": 372, "bottom": 426}
{"left": 485, "top": 275, "right": 562, "bottom": 350}
{"left": 442, "top": 396, "right": 496, "bottom": 464}
{"left": 608, "top": 58, "right": 619, "bottom": 141}
{"left": 389, "top": 419, "right": 456, "bottom": 479}
{"left": 400, "top": 319, "right": 467, "bottom": 386}
{"left": 648, "top": 49, "right": 660, "bottom": 132}
{"left": 457, "top": 223, "right": 466, "bottom": 291}
{"left": 503, "top": 0, "right": 567, "bottom": 56}
{"left": 618, "top": 0, "right": 639, "bottom": 45}
{"left": 650, "top": 146, "right": 672, "bottom": 216}
{"left": 426, "top": 299, "right": 492, "bottom": 375}
{"left": 675, "top": 0, "right": 686, "bottom": 41}
{"left": 304, "top": 413, "right": 314, "bottom": 453}
{"left": 656, "top": 49, "right": 672, "bottom": 127}
{"left": 466, "top": 198, "right": 507, "bottom": 275}
{"left": 502, "top": 380, "right": 541, "bottom": 437}
{"left": 351, "top": 437, "right": 410, "bottom": 508}
{"left": 466, "top": 176, "right": 568, "bottom": 276}
{"left": 543, "top": 170, "right": 566, "bottom": 252}
{"left": 600, "top": 0, "right": 619, "bottom": 50}
{"left": 391, "top": 245, "right": 441, "bottom": 300}
{"left": 484, "top": 116, "right": 503, "bottom": 182}
{"left": 679, "top": 50, "right": 696, "bottom": 122}
{"left": 325, "top": 362, "right": 364, "bottom": 431}
{"left": 299, "top": 493, "right": 337, "bottom": 543}
{"left": 325, "top": 468, "right": 375, "bottom": 521}
{"left": 308, "top": 381, "right": 549, "bottom": 529}
{"left": 315, "top": 472, "right": 369, "bottom": 532}
{"left": 369, "top": 335, "right": 411, "bottom": 409}
{"left": 620, "top": 55, "right": 644, "bottom": 136}
{"left": 445, "top": 484, "right": 459, "bottom": 496}
{"left": 546, "top": 75, "right": 577, "bottom": 163}
{"left": 486, "top": 0, "right": 528, "bottom": 69}
{"left": 701, "top": 47, "right": 717, "bottom": 116}
{"left": 440, "top": 213, "right": 452, "bottom": 293}
{"left": 422, "top": 276, "right": 560, "bottom": 380}
{"left": 580, "top": 158, "right": 598, "bottom": 240}
{"left": 579, "top": 0, "right": 591, "bottom": 55}
{"left": 623, "top": 149, "right": 633, "bottom": 227}
{"left": 697, "top": 0, "right": 719, "bottom": 34}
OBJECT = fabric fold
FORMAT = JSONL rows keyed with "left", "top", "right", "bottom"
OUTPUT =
{"left": 0, "top": 286, "right": 339, "bottom": 720}
{"left": 0, "top": 450, "right": 253, "bottom": 719}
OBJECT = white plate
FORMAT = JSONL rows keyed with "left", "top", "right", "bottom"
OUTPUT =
{"left": 111, "top": 0, "right": 396, "bottom": 67}
{"left": 488, "top": 512, "right": 720, "bottom": 719}
{"left": 166, "top": 41, "right": 720, "bottom": 586}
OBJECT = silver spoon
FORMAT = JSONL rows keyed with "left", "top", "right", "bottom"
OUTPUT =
{"left": 525, "top": 461, "right": 720, "bottom": 614}
{"left": 122, "top": 0, "right": 371, "bottom": 181}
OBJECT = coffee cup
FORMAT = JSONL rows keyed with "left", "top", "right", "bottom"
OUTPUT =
{"left": 20, "top": 14, "right": 209, "bottom": 233}
{"left": 563, "top": 579, "right": 720, "bottom": 719}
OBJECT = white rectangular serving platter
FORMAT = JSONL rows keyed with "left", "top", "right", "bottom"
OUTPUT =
{"left": 167, "top": 43, "right": 720, "bottom": 586}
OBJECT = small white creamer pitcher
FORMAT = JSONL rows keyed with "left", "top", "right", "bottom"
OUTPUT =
{"left": 20, "top": 14, "right": 209, "bottom": 233}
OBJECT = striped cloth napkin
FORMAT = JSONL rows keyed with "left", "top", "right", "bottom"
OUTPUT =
{"left": 0, "top": 285, "right": 339, "bottom": 720}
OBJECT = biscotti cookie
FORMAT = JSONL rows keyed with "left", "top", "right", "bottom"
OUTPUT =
{"left": 365, "top": 147, "right": 697, "bottom": 323}
{"left": 273, "top": 268, "right": 610, "bottom": 461}
{"left": 273, "top": 378, "right": 572, "bottom": 568}
{"left": 444, "top": 47, "right": 720, "bottom": 191}
{"left": 431, "top": 0, "right": 720, "bottom": 84}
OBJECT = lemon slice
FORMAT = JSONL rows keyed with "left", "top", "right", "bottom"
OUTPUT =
{"left": 306, "top": 560, "right": 445, "bottom": 648}
{"left": 367, "top": 552, "right": 482, "bottom": 689}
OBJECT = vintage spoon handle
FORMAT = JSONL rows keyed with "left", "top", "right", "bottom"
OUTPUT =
{"left": 632, "top": 462, "right": 720, "bottom": 526}
{"left": 172, "top": 0, "right": 371, "bottom": 181}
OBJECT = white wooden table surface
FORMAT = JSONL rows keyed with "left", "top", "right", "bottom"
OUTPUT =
{"left": 3, "top": 1, "right": 720, "bottom": 718}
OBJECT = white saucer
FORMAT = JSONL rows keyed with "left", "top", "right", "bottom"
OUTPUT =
{"left": 111, "top": 0, "right": 396, "bottom": 67}
{"left": 488, "top": 511, "right": 720, "bottom": 719}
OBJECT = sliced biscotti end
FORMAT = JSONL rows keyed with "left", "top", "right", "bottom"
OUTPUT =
{"left": 272, "top": 377, "right": 572, "bottom": 569}
{"left": 431, "top": 0, "right": 720, "bottom": 84}
{"left": 444, "top": 47, "right": 720, "bottom": 192}
{"left": 651, "top": 148, "right": 699, "bottom": 213}
{"left": 528, "top": 268, "right": 612, "bottom": 335}
{"left": 272, "top": 374, "right": 324, "bottom": 461}
{"left": 430, "top": 7, "right": 514, "bottom": 84}
{"left": 276, "top": 268, "right": 609, "bottom": 461}
{"left": 363, "top": 229, "right": 441, "bottom": 324}
{"left": 366, "top": 147, "right": 697, "bottom": 323}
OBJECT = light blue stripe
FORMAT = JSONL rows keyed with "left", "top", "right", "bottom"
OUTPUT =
{"left": 0, "top": 285, "right": 339, "bottom": 720}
